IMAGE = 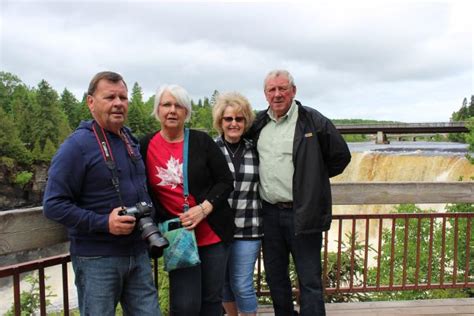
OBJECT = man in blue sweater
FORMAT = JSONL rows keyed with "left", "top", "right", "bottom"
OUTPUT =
{"left": 43, "top": 71, "right": 162, "bottom": 316}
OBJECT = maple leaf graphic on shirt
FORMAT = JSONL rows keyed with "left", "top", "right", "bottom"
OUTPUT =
{"left": 156, "top": 156, "right": 183, "bottom": 189}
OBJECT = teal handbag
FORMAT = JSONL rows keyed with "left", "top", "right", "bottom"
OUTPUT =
{"left": 160, "top": 218, "right": 200, "bottom": 272}
{"left": 159, "top": 128, "right": 200, "bottom": 272}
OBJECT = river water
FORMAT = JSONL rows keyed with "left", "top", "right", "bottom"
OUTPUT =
{"left": 1, "top": 141, "right": 473, "bottom": 314}
{"left": 348, "top": 141, "right": 470, "bottom": 156}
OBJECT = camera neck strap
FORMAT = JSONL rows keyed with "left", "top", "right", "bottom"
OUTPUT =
{"left": 92, "top": 120, "right": 136, "bottom": 208}
{"left": 183, "top": 128, "right": 190, "bottom": 212}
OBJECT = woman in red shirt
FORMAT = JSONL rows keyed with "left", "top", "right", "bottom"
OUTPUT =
{"left": 140, "top": 84, "right": 235, "bottom": 316}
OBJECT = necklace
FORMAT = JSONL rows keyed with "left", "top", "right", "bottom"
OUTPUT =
{"left": 224, "top": 140, "right": 242, "bottom": 158}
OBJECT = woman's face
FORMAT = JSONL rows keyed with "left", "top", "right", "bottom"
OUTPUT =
{"left": 221, "top": 106, "right": 245, "bottom": 143}
{"left": 157, "top": 91, "right": 187, "bottom": 131}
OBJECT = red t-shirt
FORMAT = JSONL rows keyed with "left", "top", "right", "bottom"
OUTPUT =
{"left": 146, "top": 133, "right": 221, "bottom": 246}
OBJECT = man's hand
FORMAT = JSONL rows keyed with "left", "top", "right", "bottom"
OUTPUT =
{"left": 108, "top": 207, "right": 136, "bottom": 235}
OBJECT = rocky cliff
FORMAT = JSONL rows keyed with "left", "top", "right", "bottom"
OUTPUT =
{"left": 0, "top": 163, "right": 48, "bottom": 211}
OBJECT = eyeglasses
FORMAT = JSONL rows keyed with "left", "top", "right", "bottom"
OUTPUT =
{"left": 222, "top": 116, "right": 245, "bottom": 123}
{"left": 160, "top": 102, "right": 185, "bottom": 110}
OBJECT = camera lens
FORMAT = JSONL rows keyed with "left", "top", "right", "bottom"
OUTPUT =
{"left": 138, "top": 217, "right": 169, "bottom": 258}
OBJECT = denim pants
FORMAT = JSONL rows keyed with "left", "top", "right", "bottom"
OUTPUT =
{"left": 168, "top": 242, "right": 229, "bottom": 316}
{"left": 262, "top": 202, "right": 325, "bottom": 316}
{"left": 222, "top": 239, "right": 262, "bottom": 313}
{"left": 71, "top": 251, "right": 161, "bottom": 316}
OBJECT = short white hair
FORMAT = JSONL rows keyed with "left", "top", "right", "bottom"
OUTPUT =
{"left": 152, "top": 84, "right": 192, "bottom": 122}
{"left": 263, "top": 69, "right": 296, "bottom": 89}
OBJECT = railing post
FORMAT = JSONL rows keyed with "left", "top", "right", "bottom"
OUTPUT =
{"left": 39, "top": 266, "right": 46, "bottom": 315}
{"left": 13, "top": 271, "right": 20, "bottom": 316}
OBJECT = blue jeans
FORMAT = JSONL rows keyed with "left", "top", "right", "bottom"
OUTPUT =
{"left": 222, "top": 239, "right": 261, "bottom": 313}
{"left": 169, "top": 242, "right": 229, "bottom": 316}
{"left": 262, "top": 202, "right": 325, "bottom": 316}
{"left": 72, "top": 251, "right": 161, "bottom": 316}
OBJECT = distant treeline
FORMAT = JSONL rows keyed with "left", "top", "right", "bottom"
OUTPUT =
{"left": 1, "top": 71, "right": 472, "bottom": 168}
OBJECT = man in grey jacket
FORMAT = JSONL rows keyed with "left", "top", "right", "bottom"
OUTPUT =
{"left": 250, "top": 70, "right": 351, "bottom": 316}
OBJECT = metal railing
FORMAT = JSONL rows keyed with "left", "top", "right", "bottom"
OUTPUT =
{"left": 255, "top": 212, "right": 473, "bottom": 297}
{"left": 1, "top": 211, "right": 472, "bottom": 315}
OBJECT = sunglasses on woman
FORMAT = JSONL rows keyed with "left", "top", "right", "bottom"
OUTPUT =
{"left": 222, "top": 116, "right": 245, "bottom": 123}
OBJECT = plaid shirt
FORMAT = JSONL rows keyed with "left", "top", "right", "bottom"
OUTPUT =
{"left": 216, "top": 136, "right": 263, "bottom": 239}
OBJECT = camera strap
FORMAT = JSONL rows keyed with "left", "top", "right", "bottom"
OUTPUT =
{"left": 182, "top": 128, "right": 190, "bottom": 212}
{"left": 91, "top": 120, "right": 135, "bottom": 208}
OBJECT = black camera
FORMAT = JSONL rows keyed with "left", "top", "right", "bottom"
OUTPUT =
{"left": 119, "top": 202, "right": 169, "bottom": 258}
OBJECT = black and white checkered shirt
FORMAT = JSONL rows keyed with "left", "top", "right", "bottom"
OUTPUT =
{"left": 216, "top": 136, "right": 263, "bottom": 239}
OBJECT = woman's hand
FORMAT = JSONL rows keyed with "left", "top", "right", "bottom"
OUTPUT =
{"left": 179, "top": 200, "right": 213, "bottom": 230}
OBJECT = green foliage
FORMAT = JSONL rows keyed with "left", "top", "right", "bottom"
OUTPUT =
{"left": 5, "top": 273, "right": 56, "bottom": 316}
{"left": 31, "top": 139, "right": 43, "bottom": 162}
{"left": 324, "top": 233, "right": 372, "bottom": 302}
{"left": 60, "top": 88, "right": 82, "bottom": 130}
{"left": 343, "top": 134, "right": 367, "bottom": 142}
{"left": 432, "top": 133, "right": 448, "bottom": 142}
{"left": 127, "top": 82, "right": 147, "bottom": 137}
{"left": 449, "top": 95, "right": 474, "bottom": 143}
{"left": 464, "top": 117, "right": 474, "bottom": 164}
{"left": 0, "top": 107, "right": 33, "bottom": 164}
{"left": 42, "top": 138, "right": 57, "bottom": 161}
{"left": 1, "top": 156, "right": 15, "bottom": 168}
{"left": 155, "top": 258, "right": 170, "bottom": 315}
{"left": 32, "top": 80, "right": 71, "bottom": 149}
{"left": 77, "top": 94, "right": 93, "bottom": 123}
{"left": 445, "top": 202, "right": 474, "bottom": 297}
{"left": 366, "top": 204, "right": 472, "bottom": 301}
{"left": 14, "top": 171, "right": 33, "bottom": 187}
{"left": 0, "top": 71, "right": 24, "bottom": 114}
{"left": 189, "top": 97, "right": 216, "bottom": 137}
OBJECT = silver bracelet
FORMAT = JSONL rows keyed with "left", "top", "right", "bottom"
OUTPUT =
{"left": 198, "top": 203, "right": 207, "bottom": 217}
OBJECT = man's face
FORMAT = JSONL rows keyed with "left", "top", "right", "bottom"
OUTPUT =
{"left": 264, "top": 75, "right": 296, "bottom": 118}
{"left": 87, "top": 79, "right": 128, "bottom": 133}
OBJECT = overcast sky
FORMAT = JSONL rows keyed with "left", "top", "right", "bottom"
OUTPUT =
{"left": 1, "top": 0, "right": 472, "bottom": 122}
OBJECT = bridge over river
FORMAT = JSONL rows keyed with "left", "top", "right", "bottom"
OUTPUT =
{"left": 335, "top": 121, "right": 469, "bottom": 144}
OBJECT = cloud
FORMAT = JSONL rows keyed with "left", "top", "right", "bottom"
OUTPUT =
{"left": 1, "top": 0, "right": 472, "bottom": 122}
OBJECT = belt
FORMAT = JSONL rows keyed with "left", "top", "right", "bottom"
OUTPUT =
{"left": 274, "top": 202, "right": 293, "bottom": 209}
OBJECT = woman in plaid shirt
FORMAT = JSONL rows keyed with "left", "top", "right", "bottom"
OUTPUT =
{"left": 212, "top": 92, "right": 263, "bottom": 316}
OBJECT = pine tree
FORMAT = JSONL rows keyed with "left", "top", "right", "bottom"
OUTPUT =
{"left": 0, "top": 107, "right": 32, "bottom": 164}
{"left": 10, "top": 84, "right": 35, "bottom": 148}
{"left": 31, "top": 80, "right": 71, "bottom": 150}
{"left": 0, "top": 71, "right": 23, "bottom": 114}
{"left": 449, "top": 96, "right": 474, "bottom": 143}
{"left": 77, "top": 93, "right": 92, "bottom": 123}
{"left": 41, "top": 138, "right": 57, "bottom": 161}
{"left": 60, "top": 88, "right": 80, "bottom": 129}
{"left": 127, "top": 82, "right": 147, "bottom": 136}
{"left": 31, "top": 139, "right": 43, "bottom": 163}
{"left": 210, "top": 90, "right": 219, "bottom": 106}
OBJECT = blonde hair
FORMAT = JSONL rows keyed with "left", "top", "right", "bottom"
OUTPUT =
{"left": 212, "top": 92, "right": 255, "bottom": 135}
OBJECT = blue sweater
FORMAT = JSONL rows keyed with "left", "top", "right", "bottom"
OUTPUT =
{"left": 43, "top": 120, "right": 149, "bottom": 256}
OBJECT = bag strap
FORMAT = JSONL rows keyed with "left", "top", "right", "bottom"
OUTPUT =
{"left": 91, "top": 121, "right": 125, "bottom": 207}
{"left": 182, "top": 128, "right": 190, "bottom": 212}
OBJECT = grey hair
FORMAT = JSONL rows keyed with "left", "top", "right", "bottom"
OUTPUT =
{"left": 152, "top": 84, "right": 192, "bottom": 122}
{"left": 263, "top": 69, "right": 296, "bottom": 89}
